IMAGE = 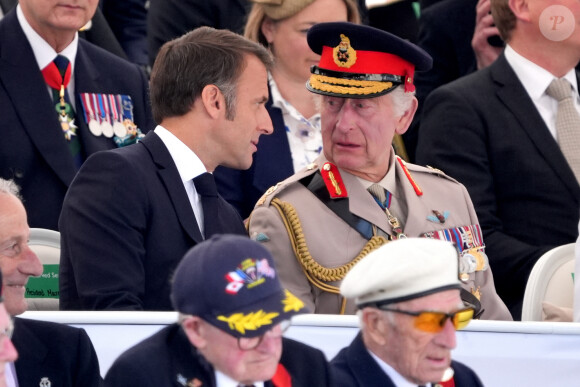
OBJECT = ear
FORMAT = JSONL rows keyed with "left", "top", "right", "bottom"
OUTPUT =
{"left": 201, "top": 84, "right": 225, "bottom": 120}
{"left": 509, "top": 0, "right": 531, "bottom": 22}
{"left": 261, "top": 17, "right": 276, "bottom": 44}
{"left": 361, "top": 309, "right": 389, "bottom": 346}
{"left": 394, "top": 96, "right": 418, "bottom": 135}
{"left": 182, "top": 316, "right": 209, "bottom": 349}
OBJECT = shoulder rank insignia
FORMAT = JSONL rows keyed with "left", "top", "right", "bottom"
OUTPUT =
{"left": 321, "top": 162, "right": 348, "bottom": 198}
{"left": 426, "top": 165, "right": 445, "bottom": 175}
{"left": 396, "top": 156, "right": 423, "bottom": 196}
{"left": 256, "top": 183, "right": 280, "bottom": 207}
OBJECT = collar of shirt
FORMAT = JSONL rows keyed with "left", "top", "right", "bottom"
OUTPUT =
{"left": 6, "top": 361, "right": 18, "bottom": 387}
{"left": 356, "top": 148, "right": 398, "bottom": 199}
{"left": 368, "top": 349, "right": 428, "bottom": 387}
{"left": 17, "top": 4, "right": 78, "bottom": 106}
{"left": 269, "top": 74, "right": 322, "bottom": 172}
{"left": 155, "top": 125, "right": 207, "bottom": 232}
{"left": 214, "top": 369, "right": 265, "bottom": 387}
{"left": 155, "top": 125, "right": 206, "bottom": 182}
{"left": 504, "top": 44, "right": 579, "bottom": 139}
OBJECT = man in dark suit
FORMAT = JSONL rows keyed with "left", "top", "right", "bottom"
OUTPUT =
{"left": 105, "top": 234, "right": 332, "bottom": 387}
{"left": 59, "top": 27, "right": 274, "bottom": 311}
{"left": 0, "top": 0, "right": 154, "bottom": 231}
{"left": 332, "top": 238, "right": 484, "bottom": 386}
{"left": 405, "top": 0, "right": 502, "bottom": 162}
{"left": 0, "top": 178, "right": 102, "bottom": 386}
{"left": 416, "top": 0, "right": 580, "bottom": 319}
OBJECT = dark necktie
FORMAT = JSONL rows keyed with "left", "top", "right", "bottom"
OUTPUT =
{"left": 41, "top": 54, "right": 83, "bottom": 168}
{"left": 193, "top": 172, "right": 219, "bottom": 239}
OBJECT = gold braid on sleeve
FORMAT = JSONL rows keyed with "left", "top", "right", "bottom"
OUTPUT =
{"left": 270, "top": 198, "right": 388, "bottom": 314}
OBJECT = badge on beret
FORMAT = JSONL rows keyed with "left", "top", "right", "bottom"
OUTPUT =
{"left": 333, "top": 34, "right": 357, "bottom": 68}
{"left": 225, "top": 258, "right": 276, "bottom": 294}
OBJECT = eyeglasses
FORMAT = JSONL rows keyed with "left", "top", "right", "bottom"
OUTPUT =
{"left": 237, "top": 320, "right": 291, "bottom": 351}
{"left": 379, "top": 307, "right": 474, "bottom": 333}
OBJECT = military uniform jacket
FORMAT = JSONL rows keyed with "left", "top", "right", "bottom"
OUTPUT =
{"left": 12, "top": 317, "right": 103, "bottom": 387}
{"left": 248, "top": 153, "right": 511, "bottom": 320}
{"left": 104, "top": 323, "right": 332, "bottom": 387}
{"left": 330, "top": 332, "right": 484, "bottom": 387}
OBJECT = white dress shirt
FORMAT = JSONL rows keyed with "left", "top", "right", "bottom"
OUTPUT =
{"left": 215, "top": 369, "right": 264, "bottom": 387}
{"left": 16, "top": 4, "right": 79, "bottom": 110}
{"left": 154, "top": 125, "right": 208, "bottom": 235}
{"left": 504, "top": 44, "right": 580, "bottom": 141}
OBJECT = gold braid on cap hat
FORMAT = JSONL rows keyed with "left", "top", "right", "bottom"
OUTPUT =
{"left": 266, "top": 198, "right": 388, "bottom": 314}
{"left": 309, "top": 74, "right": 394, "bottom": 96}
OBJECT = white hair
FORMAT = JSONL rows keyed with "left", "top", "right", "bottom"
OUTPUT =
{"left": 0, "top": 179, "right": 21, "bottom": 200}
{"left": 388, "top": 85, "right": 416, "bottom": 118}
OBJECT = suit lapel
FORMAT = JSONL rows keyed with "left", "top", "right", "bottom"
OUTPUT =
{"left": 0, "top": 12, "right": 76, "bottom": 186}
{"left": 12, "top": 318, "right": 49, "bottom": 385}
{"left": 492, "top": 54, "right": 580, "bottom": 198}
{"left": 140, "top": 132, "right": 204, "bottom": 244}
{"left": 347, "top": 333, "right": 397, "bottom": 387}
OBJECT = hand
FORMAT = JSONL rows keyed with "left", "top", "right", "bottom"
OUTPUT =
{"left": 471, "top": 0, "right": 503, "bottom": 70}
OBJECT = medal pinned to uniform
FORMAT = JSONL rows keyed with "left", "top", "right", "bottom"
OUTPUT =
{"left": 114, "top": 95, "right": 145, "bottom": 147}
{"left": 321, "top": 162, "right": 348, "bottom": 198}
{"left": 97, "top": 94, "right": 114, "bottom": 138}
{"left": 110, "top": 94, "right": 127, "bottom": 137}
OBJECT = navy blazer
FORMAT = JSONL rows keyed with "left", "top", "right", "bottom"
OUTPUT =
{"left": 331, "top": 332, "right": 484, "bottom": 386}
{"left": 13, "top": 317, "right": 102, "bottom": 387}
{"left": 105, "top": 323, "right": 332, "bottom": 387}
{"left": 0, "top": 10, "right": 154, "bottom": 230}
{"left": 416, "top": 54, "right": 580, "bottom": 318}
{"left": 215, "top": 94, "right": 293, "bottom": 219}
{"left": 59, "top": 131, "right": 246, "bottom": 311}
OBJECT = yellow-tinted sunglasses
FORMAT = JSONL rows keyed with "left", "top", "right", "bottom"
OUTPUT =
{"left": 379, "top": 307, "right": 474, "bottom": 333}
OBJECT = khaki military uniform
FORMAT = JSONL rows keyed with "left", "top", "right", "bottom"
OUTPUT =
{"left": 248, "top": 152, "right": 512, "bottom": 320}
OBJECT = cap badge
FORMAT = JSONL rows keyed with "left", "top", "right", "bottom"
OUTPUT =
{"left": 333, "top": 34, "right": 357, "bottom": 68}
{"left": 225, "top": 258, "right": 276, "bottom": 294}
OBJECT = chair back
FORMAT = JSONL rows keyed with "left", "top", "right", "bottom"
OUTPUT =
{"left": 25, "top": 228, "right": 60, "bottom": 311}
{"left": 521, "top": 243, "right": 575, "bottom": 321}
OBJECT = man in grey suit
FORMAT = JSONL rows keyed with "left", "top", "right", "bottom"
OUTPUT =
{"left": 248, "top": 22, "right": 511, "bottom": 320}
{"left": 416, "top": 0, "right": 580, "bottom": 319}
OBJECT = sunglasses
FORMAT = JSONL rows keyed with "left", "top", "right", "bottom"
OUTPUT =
{"left": 378, "top": 307, "right": 474, "bottom": 333}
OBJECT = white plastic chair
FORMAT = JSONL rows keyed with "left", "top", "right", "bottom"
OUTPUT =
{"left": 521, "top": 243, "right": 575, "bottom": 321}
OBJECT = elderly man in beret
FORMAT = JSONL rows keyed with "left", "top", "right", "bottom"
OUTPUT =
{"left": 331, "top": 238, "right": 484, "bottom": 386}
{"left": 105, "top": 234, "right": 333, "bottom": 387}
{"left": 247, "top": 21, "right": 511, "bottom": 320}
